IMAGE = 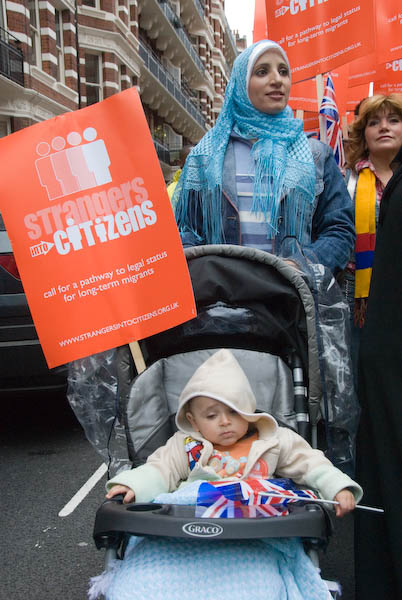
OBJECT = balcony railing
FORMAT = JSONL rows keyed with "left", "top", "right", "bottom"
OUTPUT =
{"left": 153, "top": 138, "right": 171, "bottom": 165}
{"left": 221, "top": 14, "right": 238, "bottom": 58}
{"left": 139, "top": 41, "right": 205, "bottom": 129}
{"left": 152, "top": 138, "right": 182, "bottom": 166}
{"left": 181, "top": 78, "right": 198, "bottom": 102}
{"left": 158, "top": 0, "right": 205, "bottom": 73}
{"left": 0, "top": 28, "right": 24, "bottom": 86}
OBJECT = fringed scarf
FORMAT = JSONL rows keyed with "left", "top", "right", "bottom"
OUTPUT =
{"left": 354, "top": 168, "right": 377, "bottom": 327}
{"left": 174, "top": 40, "right": 316, "bottom": 245}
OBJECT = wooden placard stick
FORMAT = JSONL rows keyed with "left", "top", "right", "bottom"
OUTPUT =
{"left": 316, "top": 73, "right": 326, "bottom": 141}
{"left": 342, "top": 115, "right": 349, "bottom": 139}
{"left": 129, "top": 341, "right": 146, "bottom": 374}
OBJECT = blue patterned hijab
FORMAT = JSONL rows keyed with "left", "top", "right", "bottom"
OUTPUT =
{"left": 175, "top": 40, "right": 316, "bottom": 245}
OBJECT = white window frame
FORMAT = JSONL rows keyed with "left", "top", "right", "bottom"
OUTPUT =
{"left": 81, "top": 0, "right": 100, "bottom": 8}
{"left": 55, "top": 9, "right": 65, "bottom": 83}
{"left": 29, "top": 0, "right": 41, "bottom": 67}
{"left": 85, "top": 53, "right": 103, "bottom": 105}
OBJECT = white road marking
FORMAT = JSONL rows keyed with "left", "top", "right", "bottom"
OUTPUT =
{"left": 58, "top": 463, "right": 108, "bottom": 517}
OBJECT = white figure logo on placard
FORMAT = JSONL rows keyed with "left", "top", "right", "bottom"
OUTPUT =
{"left": 35, "top": 127, "right": 112, "bottom": 201}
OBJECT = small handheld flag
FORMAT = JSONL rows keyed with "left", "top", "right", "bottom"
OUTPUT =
{"left": 195, "top": 478, "right": 384, "bottom": 518}
{"left": 319, "top": 74, "right": 345, "bottom": 168}
{"left": 195, "top": 478, "right": 318, "bottom": 519}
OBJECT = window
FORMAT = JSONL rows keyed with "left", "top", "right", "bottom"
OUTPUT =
{"left": 55, "top": 10, "right": 64, "bottom": 83}
{"left": 119, "top": 64, "right": 124, "bottom": 91}
{"left": 0, "top": 0, "right": 6, "bottom": 41}
{"left": 81, "top": 0, "right": 97, "bottom": 7}
{"left": 164, "top": 124, "right": 182, "bottom": 151}
{"left": 29, "top": 1, "right": 41, "bottom": 67}
{"left": 85, "top": 54, "right": 102, "bottom": 105}
{"left": 0, "top": 119, "right": 10, "bottom": 138}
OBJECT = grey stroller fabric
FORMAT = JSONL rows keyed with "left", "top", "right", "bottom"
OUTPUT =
{"left": 125, "top": 348, "right": 296, "bottom": 466}
{"left": 182, "top": 245, "right": 323, "bottom": 425}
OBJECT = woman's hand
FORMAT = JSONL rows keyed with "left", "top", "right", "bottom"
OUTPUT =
{"left": 334, "top": 489, "right": 355, "bottom": 517}
{"left": 106, "top": 485, "right": 136, "bottom": 504}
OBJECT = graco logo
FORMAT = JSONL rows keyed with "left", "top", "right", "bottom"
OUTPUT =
{"left": 182, "top": 522, "right": 223, "bottom": 538}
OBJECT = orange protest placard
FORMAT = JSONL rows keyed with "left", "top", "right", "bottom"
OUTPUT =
{"left": 266, "top": 0, "right": 376, "bottom": 83}
{"left": 374, "top": 59, "right": 402, "bottom": 85}
{"left": 289, "top": 66, "right": 348, "bottom": 117}
{"left": 328, "top": 64, "right": 349, "bottom": 117}
{"left": 375, "top": 0, "right": 402, "bottom": 64}
{"left": 253, "top": 0, "right": 268, "bottom": 42}
{"left": 302, "top": 111, "right": 320, "bottom": 134}
{"left": 348, "top": 53, "right": 377, "bottom": 87}
{"left": 348, "top": 53, "right": 402, "bottom": 87}
{"left": 0, "top": 88, "right": 196, "bottom": 368}
{"left": 373, "top": 80, "right": 402, "bottom": 95}
{"left": 289, "top": 79, "right": 317, "bottom": 112}
{"left": 346, "top": 83, "right": 370, "bottom": 115}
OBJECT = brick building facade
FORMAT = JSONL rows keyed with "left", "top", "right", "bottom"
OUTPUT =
{"left": 0, "top": 0, "right": 241, "bottom": 179}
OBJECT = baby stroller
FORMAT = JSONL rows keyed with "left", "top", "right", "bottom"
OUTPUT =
{"left": 71, "top": 245, "right": 356, "bottom": 599}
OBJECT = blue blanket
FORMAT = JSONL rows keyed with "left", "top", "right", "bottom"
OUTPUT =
{"left": 89, "top": 483, "right": 333, "bottom": 600}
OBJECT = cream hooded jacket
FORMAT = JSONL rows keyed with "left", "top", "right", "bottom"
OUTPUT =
{"left": 107, "top": 350, "right": 363, "bottom": 504}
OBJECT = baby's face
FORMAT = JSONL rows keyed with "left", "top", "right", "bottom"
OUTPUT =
{"left": 186, "top": 396, "right": 249, "bottom": 446}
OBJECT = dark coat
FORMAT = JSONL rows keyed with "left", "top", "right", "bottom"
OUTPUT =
{"left": 354, "top": 146, "right": 402, "bottom": 599}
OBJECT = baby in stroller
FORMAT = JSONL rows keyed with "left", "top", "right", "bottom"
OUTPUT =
{"left": 99, "top": 348, "right": 362, "bottom": 600}
{"left": 107, "top": 349, "right": 360, "bottom": 513}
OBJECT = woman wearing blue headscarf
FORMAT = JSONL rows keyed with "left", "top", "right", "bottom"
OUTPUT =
{"left": 174, "top": 40, "right": 354, "bottom": 275}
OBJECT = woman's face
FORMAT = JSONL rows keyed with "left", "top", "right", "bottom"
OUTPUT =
{"left": 248, "top": 49, "right": 291, "bottom": 114}
{"left": 364, "top": 109, "right": 402, "bottom": 158}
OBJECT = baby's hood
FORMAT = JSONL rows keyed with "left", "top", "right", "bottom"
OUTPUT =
{"left": 175, "top": 349, "right": 277, "bottom": 436}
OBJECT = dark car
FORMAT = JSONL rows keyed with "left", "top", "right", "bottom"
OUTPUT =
{"left": 0, "top": 213, "right": 67, "bottom": 392}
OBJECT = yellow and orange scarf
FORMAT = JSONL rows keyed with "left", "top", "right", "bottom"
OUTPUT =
{"left": 354, "top": 168, "right": 376, "bottom": 325}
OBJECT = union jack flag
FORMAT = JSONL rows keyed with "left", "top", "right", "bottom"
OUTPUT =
{"left": 195, "top": 478, "right": 318, "bottom": 519}
{"left": 319, "top": 74, "right": 345, "bottom": 168}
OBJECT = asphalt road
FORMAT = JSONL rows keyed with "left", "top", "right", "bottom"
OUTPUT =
{"left": 1, "top": 391, "right": 355, "bottom": 600}
{"left": 1, "top": 391, "right": 106, "bottom": 599}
